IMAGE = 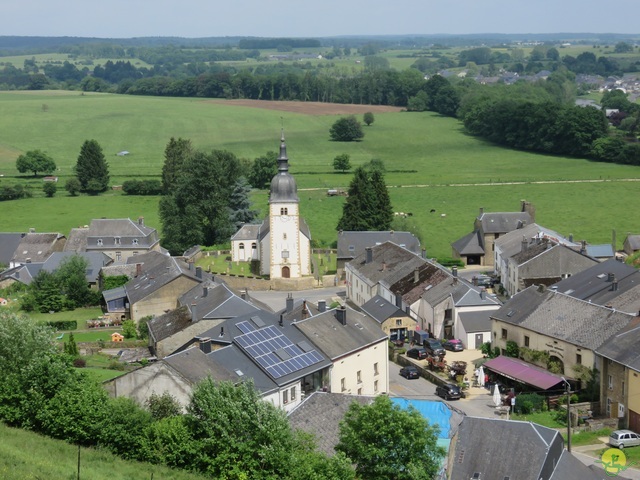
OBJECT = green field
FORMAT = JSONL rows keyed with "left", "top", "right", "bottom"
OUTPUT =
{"left": 0, "top": 91, "right": 639, "bottom": 258}
{"left": 0, "top": 422, "right": 207, "bottom": 480}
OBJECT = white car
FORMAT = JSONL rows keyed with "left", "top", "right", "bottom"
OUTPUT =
{"left": 609, "top": 430, "right": 640, "bottom": 449}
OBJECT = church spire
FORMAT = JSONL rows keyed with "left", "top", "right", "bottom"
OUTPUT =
{"left": 278, "top": 128, "right": 289, "bottom": 173}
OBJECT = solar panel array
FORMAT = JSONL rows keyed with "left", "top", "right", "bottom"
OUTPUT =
{"left": 235, "top": 324, "right": 324, "bottom": 379}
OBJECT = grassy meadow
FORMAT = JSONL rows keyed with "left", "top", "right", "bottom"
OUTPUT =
{"left": 0, "top": 90, "right": 639, "bottom": 259}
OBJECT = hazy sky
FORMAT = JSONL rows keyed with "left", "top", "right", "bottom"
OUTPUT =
{"left": 6, "top": 0, "right": 639, "bottom": 38}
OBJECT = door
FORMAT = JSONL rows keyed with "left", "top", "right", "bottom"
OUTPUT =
{"left": 475, "top": 333, "right": 484, "bottom": 349}
{"left": 282, "top": 266, "right": 290, "bottom": 278}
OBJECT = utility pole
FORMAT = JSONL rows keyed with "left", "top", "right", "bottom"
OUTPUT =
{"left": 562, "top": 377, "right": 571, "bottom": 452}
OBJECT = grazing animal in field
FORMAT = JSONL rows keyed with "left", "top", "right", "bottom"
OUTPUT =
{"left": 430, "top": 209, "right": 436, "bottom": 213}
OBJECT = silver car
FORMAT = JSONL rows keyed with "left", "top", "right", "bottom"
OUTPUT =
{"left": 609, "top": 430, "right": 640, "bottom": 449}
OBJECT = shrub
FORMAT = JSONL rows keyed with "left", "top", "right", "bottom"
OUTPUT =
{"left": 505, "top": 340, "right": 519, "bottom": 358}
{"left": 329, "top": 116, "right": 364, "bottom": 142}
{"left": 515, "top": 393, "right": 546, "bottom": 414}
{"left": 122, "top": 179, "right": 162, "bottom": 195}
{"left": 108, "top": 359, "right": 125, "bottom": 371}
{"left": 73, "top": 357, "right": 87, "bottom": 368}
{"left": 45, "top": 320, "right": 77, "bottom": 331}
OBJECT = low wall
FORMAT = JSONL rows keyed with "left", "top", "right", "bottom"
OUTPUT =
{"left": 218, "top": 273, "right": 336, "bottom": 292}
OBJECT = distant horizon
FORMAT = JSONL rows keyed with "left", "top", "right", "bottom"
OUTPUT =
{"left": 5, "top": 0, "right": 639, "bottom": 39}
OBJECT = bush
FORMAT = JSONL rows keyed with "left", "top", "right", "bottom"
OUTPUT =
{"left": 64, "top": 178, "right": 81, "bottom": 196}
{"left": 73, "top": 357, "right": 87, "bottom": 368}
{"left": 515, "top": 393, "right": 546, "bottom": 414}
{"left": 42, "top": 182, "right": 57, "bottom": 197}
{"left": 329, "top": 116, "right": 364, "bottom": 142}
{"left": 108, "top": 359, "right": 125, "bottom": 371}
{"left": 46, "top": 320, "right": 78, "bottom": 330}
{"left": 122, "top": 179, "right": 162, "bottom": 195}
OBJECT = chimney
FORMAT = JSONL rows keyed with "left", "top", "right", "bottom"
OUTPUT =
{"left": 196, "top": 266, "right": 202, "bottom": 279}
{"left": 191, "top": 303, "right": 198, "bottom": 323}
{"left": 189, "top": 262, "right": 194, "bottom": 271}
{"left": 25, "top": 258, "right": 31, "bottom": 264}
{"left": 452, "top": 266, "right": 458, "bottom": 277}
{"left": 365, "top": 247, "right": 373, "bottom": 264}
{"left": 241, "top": 290, "right": 247, "bottom": 301}
{"left": 479, "top": 207, "right": 484, "bottom": 216}
{"left": 336, "top": 305, "right": 347, "bottom": 325}
{"left": 607, "top": 272, "right": 615, "bottom": 282}
{"left": 421, "top": 248, "right": 426, "bottom": 259}
{"left": 136, "top": 263, "right": 142, "bottom": 277}
{"left": 521, "top": 236, "right": 528, "bottom": 252}
{"left": 138, "top": 216, "right": 144, "bottom": 226}
{"left": 302, "top": 300, "right": 309, "bottom": 319}
{"left": 381, "top": 261, "right": 387, "bottom": 271}
{"left": 414, "top": 267, "right": 420, "bottom": 284}
{"left": 219, "top": 327, "right": 224, "bottom": 338}
{"left": 286, "top": 293, "right": 294, "bottom": 312}
{"left": 318, "top": 299, "right": 326, "bottom": 313}
{"left": 279, "top": 314, "right": 284, "bottom": 327}
{"left": 479, "top": 288, "right": 485, "bottom": 299}
{"left": 198, "top": 337, "right": 211, "bottom": 354}
{"left": 580, "top": 240, "right": 587, "bottom": 255}
{"left": 569, "top": 233, "right": 574, "bottom": 243}
{"left": 202, "top": 286, "right": 208, "bottom": 297}
{"left": 612, "top": 278, "right": 618, "bottom": 291}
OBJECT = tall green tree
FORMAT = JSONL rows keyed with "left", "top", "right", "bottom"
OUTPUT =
{"left": 15, "top": 150, "right": 56, "bottom": 176}
{"left": 336, "top": 396, "right": 445, "bottom": 480}
{"left": 228, "top": 176, "right": 259, "bottom": 230}
{"left": 363, "top": 112, "right": 375, "bottom": 126}
{"left": 248, "top": 151, "right": 278, "bottom": 189}
{"left": 337, "top": 166, "right": 392, "bottom": 231}
{"left": 160, "top": 149, "right": 241, "bottom": 254}
{"left": 333, "top": 153, "right": 352, "bottom": 173}
{"left": 161, "top": 137, "right": 192, "bottom": 194}
{"left": 330, "top": 116, "right": 364, "bottom": 142}
{"left": 75, "top": 140, "right": 110, "bottom": 193}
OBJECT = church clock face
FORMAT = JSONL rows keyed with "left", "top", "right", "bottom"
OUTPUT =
{"left": 280, "top": 215, "right": 289, "bottom": 222}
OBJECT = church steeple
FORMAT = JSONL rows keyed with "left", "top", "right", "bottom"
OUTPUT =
{"left": 269, "top": 130, "right": 299, "bottom": 203}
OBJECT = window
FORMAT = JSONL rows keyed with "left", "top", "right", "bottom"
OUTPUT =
{"left": 133, "top": 251, "right": 138, "bottom": 256}
{"left": 283, "top": 390, "right": 288, "bottom": 404}
{"left": 396, "top": 319, "right": 402, "bottom": 326}
{"left": 239, "top": 243, "right": 245, "bottom": 250}
{"left": 116, "top": 252, "right": 122, "bottom": 261}
{"left": 374, "top": 363, "right": 379, "bottom": 375}
{"left": 133, "top": 239, "right": 138, "bottom": 245}
{"left": 291, "top": 386, "right": 296, "bottom": 401}
{"left": 357, "top": 370, "right": 362, "bottom": 383}
{"left": 501, "top": 328, "right": 507, "bottom": 340}
{"left": 341, "top": 378, "right": 346, "bottom": 392}
{"left": 97, "top": 239, "right": 103, "bottom": 246}
{"left": 283, "top": 233, "right": 287, "bottom": 240}
{"left": 280, "top": 207, "right": 288, "bottom": 215}
{"left": 358, "top": 388, "right": 362, "bottom": 395}
{"left": 524, "top": 336, "right": 530, "bottom": 347}
{"left": 608, "top": 375, "right": 613, "bottom": 390}
{"left": 115, "top": 237, "right": 121, "bottom": 245}
{"left": 576, "top": 354, "right": 582, "bottom": 365}
{"left": 374, "top": 380, "right": 378, "bottom": 392}
{"left": 252, "top": 243, "right": 257, "bottom": 250}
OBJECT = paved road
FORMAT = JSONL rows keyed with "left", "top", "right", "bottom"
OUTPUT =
{"left": 247, "top": 286, "right": 346, "bottom": 312}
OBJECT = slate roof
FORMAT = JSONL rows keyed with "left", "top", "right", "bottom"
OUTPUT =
{"left": 383, "top": 260, "right": 451, "bottom": 305}
{"left": 421, "top": 276, "right": 500, "bottom": 308}
{"left": 84, "top": 218, "right": 159, "bottom": 252}
{"left": 458, "top": 310, "right": 492, "bottom": 333}
{"left": 347, "top": 241, "right": 423, "bottom": 287}
{"left": 360, "top": 295, "right": 410, "bottom": 324}
{"left": 294, "top": 306, "right": 387, "bottom": 361}
{"left": 625, "top": 234, "right": 640, "bottom": 251}
{"left": 549, "top": 450, "right": 612, "bottom": 480}
{"left": 12, "top": 233, "right": 65, "bottom": 264}
{"left": 451, "top": 230, "right": 484, "bottom": 255}
{"left": 450, "top": 417, "right": 563, "bottom": 480}
{"left": 551, "top": 258, "right": 640, "bottom": 312}
{"left": 494, "top": 223, "right": 578, "bottom": 260}
{"left": 477, "top": 211, "right": 533, "bottom": 234}
{"left": 585, "top": 243, "right": 615, "bottom": 258}
{"left": 231, "top": 224, "right": 261, "bottom": 241}
{"left": 147, "top": 305, "right": 193, "bottom": 343}
{"left": 178, "top": 282, "right": 260, "bottom": 320}
{"left": 336, "top": 230, "right": 421, "bottom": 261}
{"left": 0, "top": 263, "right": 42, "bottom": 285}
{"left": 276, "top": 297, "right": 323, "bottom": 323}
{"left": 492, "top": 287, "right": 634, "bottom": 350}
{"left": 42, "top": 252, "right": 113, "bottom": 283}
{"left": 596, "top": 317, "right": 640, "bottom": 371}
{"left": 163, "top": 345, "right": 242, "bottom": 385}
{"left": 287, "top": 392, "right": 374, "bottom": 456}
{"left": 0, "top": 233, "right": 24, "bottom": 264}
{"left": 63, "top": 227, "right": 90, "bottom": 253}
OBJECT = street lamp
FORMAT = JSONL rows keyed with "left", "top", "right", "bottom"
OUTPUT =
{"left": 562, "top": 377, "right": 571, "bottom": 452}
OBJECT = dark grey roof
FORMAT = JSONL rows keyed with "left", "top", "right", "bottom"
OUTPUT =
{"left": 585, "top": 243, "right": 614, "bottom": 258}
{"left": 63, "top": 227, "right": 89, "bottom": 253}
{"left": 450, "top": 417, "right": 563, "bottom": 480}
{"left": 494, "top": 223, "right": 578, "bottom": 260}
{"left": 551, "top": 258, "right": 640, "bottom": 312}
{"left": 12, "top": 233, "right": 65, "bottom": 264}
{"left": 458, "top": 311, "right": 493, "bottom": 333}
{"left": 269, "top": 134, "right": 299, "bottom": 203}
{"left": 208, "top": 345, "right": 280, "bottom": 395}
{"left": 0, "top": 233, "right": 24, "bottom": 264}
{"left": 596, "top": 318, "right": 640, "bottom": 371}
{"left": 42, "top": 252, "right": 112, "bottom": 283}
{"left": 124, "top": 252, "right": 202, "bottom": 305}
{"left": 0, "top": 263, "right": 42, "bottom": 285}
{"left": 231, "top": 224, "right": 261, "bottom": 241}
{"left": 294, "top": 306, "right": 387, "bottom": 361}
{"left": 85, "top": 218, "right": 159, "bottom": 252}
{"left": 383, "top": 260, "right": 451, "bottom": 305}
{"left": 347, "top": 241, "right": 423, "bottom": 286}
{"left": 163, "top": 345, "right": 241, "bottom": 385}
{"left": 337, "top": 230, "right": 421, "bottom": 260}
{"left": 549, "top": 449, "right": 612, "bottom": 480}
{"left": 178, "top": 282, "right": 260, "bottom": 320}
{"left": 277, "top": 298, "right": 323, "bottom": 323}
{"left": 288, "top": 392, "right": 374, "bottom": 456}
{"left": 624, "top": 234, "right": 640, "bottom": 251}
{"left": 451, "top": 230, "right": 484, "bottom": 256}
{"left": 421, "top": 276, "right": 500, "bottom": 308}
{"left": 147, "top": 305, "right": 193, "bottom": 343}
{"left": 492, "top": 287, "right": 634, "bottom": 350}
{"left": 360, "top": 295, "right": 410, "bottom": 324}
{"left": 102, "top": 286, "right": 127, "bottom": 302}
{"left": 478, "top": 211, "right": 532, "bottom": 234}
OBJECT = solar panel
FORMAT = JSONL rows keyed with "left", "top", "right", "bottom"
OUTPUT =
{"left": 234, "top": 324, "right": 324, "bottom": 379}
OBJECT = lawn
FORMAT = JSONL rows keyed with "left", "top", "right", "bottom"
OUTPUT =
{"left": 0, "top": 422, "right": 208, "bottom": 480}
{"left": 511, "top": 410, "right": 565, "bottom": 429}
{"left": 0, "top": 91, "right": 639, "bottom": 259}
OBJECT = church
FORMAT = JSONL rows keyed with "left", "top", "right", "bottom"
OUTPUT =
{"left": 230, "top": 132, "right": 311, "bottom": 279}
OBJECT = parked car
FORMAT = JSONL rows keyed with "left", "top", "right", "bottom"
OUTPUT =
{"left": 609, "top": 430, "right": 640, "bottom": 449}
{"left": 443, "top": 339, "right": 464, "bottom": 352}
{"left": 436, "top": 383, "right": 462, "bottom": 400}
{"left": 424, "top": 338, "right": 446, "bottom": 357}
{"left": 399, "top": 366, "right": 420, "bottom": 379}
{"left": 407, "top": 348, "right": 428, "bottom": 360}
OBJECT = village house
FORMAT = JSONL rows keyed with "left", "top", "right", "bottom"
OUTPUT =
{"left": 9, "top": 231, "right": 66, "bottom": 268}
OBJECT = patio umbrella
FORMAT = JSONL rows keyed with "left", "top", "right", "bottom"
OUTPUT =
{"left": 477, "top": 366, "right": 485, "bottom": 387}
{"left": 493, "top": 384, "right": 502, "bottom": 407}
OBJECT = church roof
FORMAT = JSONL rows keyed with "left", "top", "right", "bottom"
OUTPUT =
{"left": 269, "top": 132, "right": 299, "bottom": 203}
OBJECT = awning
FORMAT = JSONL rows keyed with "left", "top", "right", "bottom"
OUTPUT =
{"left": 483, "top": 356, "right": 566, "bottom": 390}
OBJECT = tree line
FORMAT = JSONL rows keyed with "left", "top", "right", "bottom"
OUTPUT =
{"left": 0, "top": 311, "right": 443, "bottom": 479}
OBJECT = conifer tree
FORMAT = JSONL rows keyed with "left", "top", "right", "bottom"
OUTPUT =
{"left": 75, "top": 139, "right": 110, "bottom": 193}
{"left": 337, "top": 166, "right": 392, "bottom": 231}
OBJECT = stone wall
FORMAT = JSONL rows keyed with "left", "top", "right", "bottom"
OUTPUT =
{"left": 217, "top": 273, "right": 335, "bottom": 291}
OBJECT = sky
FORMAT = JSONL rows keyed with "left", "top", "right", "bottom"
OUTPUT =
{"left": 5, "top": 0, "right": 639, "bottom": 39}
